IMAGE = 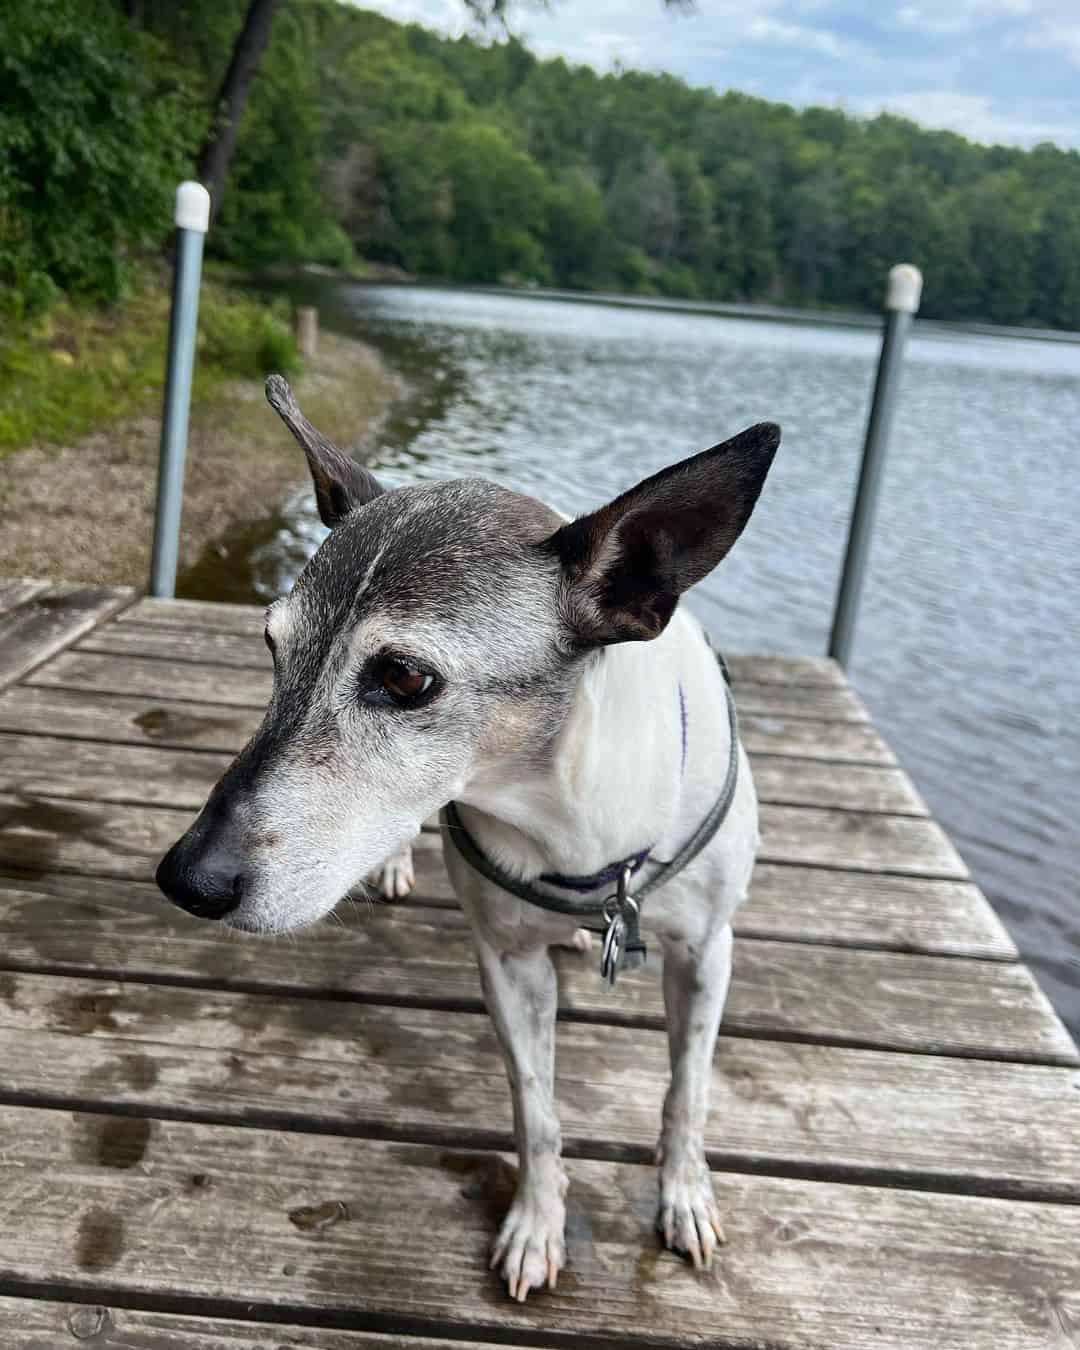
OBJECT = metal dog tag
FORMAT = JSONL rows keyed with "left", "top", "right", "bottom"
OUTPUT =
{"left": 600, "top": 907, "right": 627, "bottom": 985}
{"left": 600, "top": 866, "right": 645, "bottom": 986}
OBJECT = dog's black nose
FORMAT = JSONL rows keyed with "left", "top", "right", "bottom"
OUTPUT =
{"left": 156, "top": 839, "right": 244, "bottom": 921}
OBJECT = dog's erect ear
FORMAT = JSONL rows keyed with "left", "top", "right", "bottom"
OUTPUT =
{"left": 265, "top": 375, "right": 383, "bottom": 528}
{"left": 544, "top": 422, "right": 780, "bottom": 645}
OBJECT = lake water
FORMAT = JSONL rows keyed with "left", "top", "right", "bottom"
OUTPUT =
{"left": 184, "top": 283, "right": 1080, "bottom": 1041}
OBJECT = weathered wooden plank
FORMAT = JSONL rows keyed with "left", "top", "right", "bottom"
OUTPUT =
{"left": 3, "top": 675, "right": 894, "bottom": 765}
{"left": 750, "top": 756, "right": 928, "bottom": 814}
{"left": 759, "top": 804, "right": 967, "bottom": 878}
{"left": 1, "top": 1108, "right": 1078, "bottom": 1350}
{"left": 81, "top": 621, "right": 272, "bottom": 669}
{"left": 87, "top": 626, "right": 866, "bottom": 719}
{"left": 740, "top": 712, "right": 895, "bottom": 764}
{"left": 404, "top": 847, "right": 1015, "bottom": 960}
{"left": 0, "top": 584, "right": 135, "bottom": 691}
{"left": 0, "top": 789, "right": 965, "bottom": 887}
{"left": 0, "top": 685, "right": 262, "bottom": 752}
{"left": 1, "top": 970, "right": 1076, "bottom": 1201}
{"left": 0, "top": 1298, "right": 534, "bottom": 1350}
{"left": 743, "top": 863, "right": 1015, "bottom": 959}
{"left": 0, "top": 577, "right": 49, "bottom": 617}
{"left": 117, "top": 600, "right": 848, "bottom": 686}
{"left": 0, "top": 807, "right": 1017, "bottom": 961}
{"left": 36, "top": 646, "right": 868, "bottom": 723}
{"left": 0, "top": 734, "right": 232, "bottom": 809}
{"left": 118, "top": 594, "right": 269, "bottom": 634}
{"left": 0, "top": 731, "right": 927, "bottom": 818}
{"left": 28, "top": 650, "right": 270, "bottom": 707}
{"left": 0, "top": 872, "right": 1069, "bottom": 1063}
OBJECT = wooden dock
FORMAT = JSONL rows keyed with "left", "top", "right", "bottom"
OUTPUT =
{"left": 0, "top": 577, "right": 1076, "bottom": 1349}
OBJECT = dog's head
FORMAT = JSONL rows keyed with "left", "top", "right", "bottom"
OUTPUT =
{"left": 155, "top": 376, "right": 779, "bottom": 932}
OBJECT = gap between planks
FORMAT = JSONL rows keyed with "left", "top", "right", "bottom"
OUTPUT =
{"left": 0, "top": 1297, "right": 561, "bottom": 1350}
{"left": 0, "top": 970, "right": 1075, "bottom": 1205}
{"left": 0, "top": 1108, "right": 1078, "bottom": 1350}
{"left": 0, "top": 728, "right": 931, "bottom": 817}
{"left": 0, "top": 876, "right": 1064, "bottom": 1063}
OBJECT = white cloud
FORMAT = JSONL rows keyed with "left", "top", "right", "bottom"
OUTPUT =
{"left": 745, "top": 15, "right": 861, "bottom": 58}
{"left": 1022, "top": 20, "right": 1080, "bottom": 71}
{"left": 895, "top": 0, "right": 1036, "bottom": 34}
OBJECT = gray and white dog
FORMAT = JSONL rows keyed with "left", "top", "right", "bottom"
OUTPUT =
{"left": 157, "top": 376, "right": 779, "bottom": 1302}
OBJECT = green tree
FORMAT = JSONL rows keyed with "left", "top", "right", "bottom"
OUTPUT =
{"left": 0, "top": 0, "right": 194, "bottom": 306}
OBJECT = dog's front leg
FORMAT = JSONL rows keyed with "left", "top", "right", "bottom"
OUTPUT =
{"left": 473, "top": 935, "right": 566, "bottom": 1301}
{"left": 656, "top": 918, "right": 732, "bottom": 1269}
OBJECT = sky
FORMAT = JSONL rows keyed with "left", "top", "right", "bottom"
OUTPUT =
{"left": 355, "top": 0, "right": 1080, "bottom": 149}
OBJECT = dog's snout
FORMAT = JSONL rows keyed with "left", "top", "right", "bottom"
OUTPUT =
{"left": 156, "top": 838, "right": 245, "bottom": 921}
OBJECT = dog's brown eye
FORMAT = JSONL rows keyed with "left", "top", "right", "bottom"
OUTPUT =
{"left": 382, "top": 661, "right": 434, "bottom": 703}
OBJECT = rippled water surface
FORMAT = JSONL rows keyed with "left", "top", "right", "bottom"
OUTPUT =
{"left": 186, "top": 283, "right": 1080, "bottom": 1039}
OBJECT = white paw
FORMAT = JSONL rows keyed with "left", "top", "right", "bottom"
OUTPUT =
{"left": 657, "top": 1155, "right": 725, "bottom": 1270}
{"left": 567, "top": 927, "right": 592, "bottom": 953}
{"left": 491, "top": 1190, "right": 567, "bottom": 1302}
{"left": 367, "top": 846, "right": 415, "bottom": 901}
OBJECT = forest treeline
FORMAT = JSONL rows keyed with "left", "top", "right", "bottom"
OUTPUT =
{"left": 4, "top": 0, "right": 1080, "bottom": 329}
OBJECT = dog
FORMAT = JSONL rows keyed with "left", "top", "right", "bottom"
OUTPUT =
{"left": 156, "top": 375, "right": 780, "bottom": 1302}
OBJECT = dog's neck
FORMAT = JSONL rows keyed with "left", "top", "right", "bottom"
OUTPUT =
{"left": 456, "top": 608, "right": 732, "bottom": 880}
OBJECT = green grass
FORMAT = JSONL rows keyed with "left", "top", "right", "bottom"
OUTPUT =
{"left": 0, "top": 268, "right": 301, "bottom": 456}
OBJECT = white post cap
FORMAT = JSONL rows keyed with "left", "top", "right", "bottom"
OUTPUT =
{"left": 175, "top": 181, "right": 211, "bottom": 233}
{"left": 886, "top": 263, "right": 923, "bottom": 314}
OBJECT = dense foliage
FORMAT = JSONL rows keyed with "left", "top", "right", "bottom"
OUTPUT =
{"left": 5, "top": 0, "right": 1080, "bottom": 329}
{"left": 0, "top": 0, "right": 194, "bottom": 314}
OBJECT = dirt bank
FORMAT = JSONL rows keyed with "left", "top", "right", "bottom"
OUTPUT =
{"left": 0, "top": 330, "right": 399, "bottom": 586}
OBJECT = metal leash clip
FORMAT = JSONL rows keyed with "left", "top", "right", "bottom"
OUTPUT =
{"left": 600, "top": 864, "right": 647, "bottom": 985}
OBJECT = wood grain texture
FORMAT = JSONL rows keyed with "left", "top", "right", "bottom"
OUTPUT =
{"left": 749, "top": 756, "right": 927, "bottom": 814}
{"left": 5, "top": 672, "right": 896, "bottom": 765}
{"left": 0, "top": 872, "right": 1069, "bottom": 1062}
{"left": 0, "top": 801, "right": 1015, "bottom": 961}
{"left": 739, "top": 712, "right": 895, "bottom": 764}
{"left": 115, "top": 601, "right": 847, "bottom": 687}
{"left": 0, "top": 1299, "right": 542, "bottom": 1350}
{"left": 37, "top": 645, "right": 868, "bottom": 724}
{"left": 115, "top": 595, "right": 269, "bottom": 635}
{"left": 404, "top": 847, "right": 1015, "bottom": 960}
{"left": 0, "top": 727, "right": 921, "bottom": 817}
{"left": 0, "top": 732, "right": 921, "bottom": 816}
{"left": 742, "top": 863, "right": 1015, "bottom": 959}
{"left": 0, "top": 970, "right": 1076, "bottom": 1201}
{"left": 0, "top": 733, "right": 232, "bottom": 809}
{"left": 28, "top": 650, "right": 271, "bottom": 707}
{"left": 1, "top": 1107, "right": 1078, "bottom": 1350}
{"left": 0, "top": 790, "right": 959, "bottom": 885}
{"left": 0, "top": 684, "right": 262, "bottom": 752}
{"left": 82, "top": 624, "right": 866, "bottom": 721}
{"left": 0, "top": 584, "right": 135, "bottom": 691}
{"left": 759, "top": 804, "right": 967, "bottom": 878}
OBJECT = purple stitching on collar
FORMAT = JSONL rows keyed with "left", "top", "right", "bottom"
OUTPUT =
{"left": 540, "top": 846, "right": 652, "bottom": 894}
{"left": 678, "top": 680, "right": 688, "bottom": 780}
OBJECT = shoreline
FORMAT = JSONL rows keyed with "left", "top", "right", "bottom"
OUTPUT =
{"left": 0, "top": 328, "right": 400, "bottom": 588}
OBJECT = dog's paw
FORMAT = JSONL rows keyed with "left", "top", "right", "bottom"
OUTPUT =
{"left": 565, "top": 927, "right": 592, "bottom": 953}
{"left": 491, "top": 1191, "right": 567, "bottom": 1302}
{"left": 657, "top": 1157, "right": 725, "bottom": 1270}
{"left": 367, "top": 845, "right": 415, "bottom": 901}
